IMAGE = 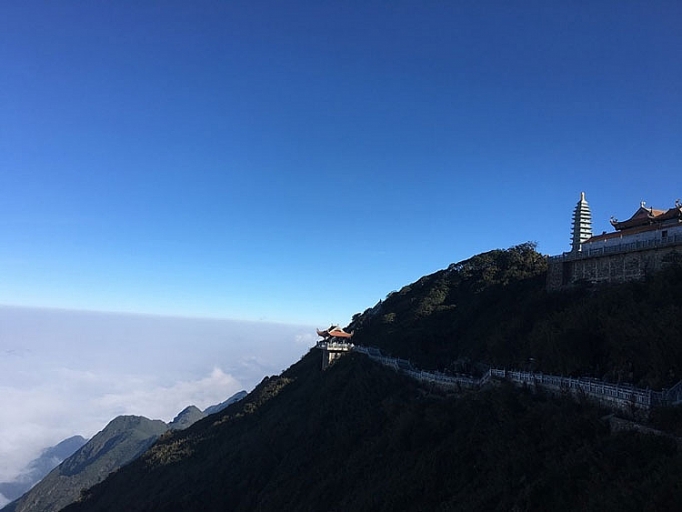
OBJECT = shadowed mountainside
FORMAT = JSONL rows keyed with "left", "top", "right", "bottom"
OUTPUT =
{"left": 23, "top": 244, "right": 682, "bottom": 510}
{"left": 63, "top": 351, "right": 682, "bottom": 512}
{"left": 348, "top": 243, "right": 682, "bottom": 389}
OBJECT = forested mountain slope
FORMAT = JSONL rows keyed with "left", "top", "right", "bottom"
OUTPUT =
{"left": 4, "top": 417, "right": 167, "bottom": 512}
{"left": 61, "top": 244, "right": 682, "bottom": 511}
{"left": 349, "top": 243, "right": 682, "bottom": 389}
{"left": 64, "top": 352, "right": 682, "bottom": 512}
{"left": 2, "top": 392, "right": 247, "bottom": 512}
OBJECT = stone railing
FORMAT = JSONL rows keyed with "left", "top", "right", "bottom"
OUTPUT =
{"left": 317, "top": 340, "right": 354, "bottom": 351}
{"left": 549, "top": 233, "right": 682, "bottom": 262}
{"left": 351, "top": 345, "right": 681, "bottom": 413}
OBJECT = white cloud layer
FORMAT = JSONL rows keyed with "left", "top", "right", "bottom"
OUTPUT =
{"left": 0, "top": 306, "right": 316, "bottom": 483}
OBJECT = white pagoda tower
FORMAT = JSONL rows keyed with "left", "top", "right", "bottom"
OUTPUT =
{"left": 571, "top": 192, "right": 593, "bottom": 252}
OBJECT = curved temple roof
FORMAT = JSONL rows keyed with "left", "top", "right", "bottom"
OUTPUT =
{"left": 316, "top": 325, "right": 354, "bottom": 339}
{"left": 609, "top": 202, "right": 682, "bottom": 231}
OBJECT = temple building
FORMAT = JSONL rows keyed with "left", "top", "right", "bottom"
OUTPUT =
{"left": 316, "top": 325, "right": 353, "bottom": 370}
{"left": 547, "top": 194, "right": 682, "bottom": 291}
{"left": 587, "top": 200, "right": 682, "bottom": 250}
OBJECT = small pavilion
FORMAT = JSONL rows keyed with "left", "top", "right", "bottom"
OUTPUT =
{"left": 316, "top": 325, "right": 354, "bottom": 370}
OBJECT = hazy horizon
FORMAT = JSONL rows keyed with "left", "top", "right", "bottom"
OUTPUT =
{"left": 0, "top": 305, "right": 316, "bottom": 498}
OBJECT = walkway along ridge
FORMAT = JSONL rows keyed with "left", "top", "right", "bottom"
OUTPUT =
{"left": 318, "top": 342, "right": 682, "bottom": 414}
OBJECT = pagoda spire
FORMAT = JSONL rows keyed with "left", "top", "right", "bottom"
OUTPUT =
{"left": 571, "top": 192, "right": 593, "bottom": 251}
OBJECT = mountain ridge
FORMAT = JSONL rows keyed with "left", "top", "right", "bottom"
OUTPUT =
{"left": 59, "top": 244, "right": 682, "bottom": 511}
{"left": 63, "top": 351, "right": 682, "bottom": 511}
{"left": 2, "top": 391, "right": 247, "bottom": 512}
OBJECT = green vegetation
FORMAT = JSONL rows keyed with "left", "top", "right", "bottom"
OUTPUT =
{"left": 349, "top": 243, "right": 682, "bottom": 389}
{"left": 63, "top": 353, "right": 682, "bottom": 512}
{"left": 5, "top": 416, "right": 167, "bottom": 512}
{"left": 55, "top": 244, "right": 682, "bottom": 511}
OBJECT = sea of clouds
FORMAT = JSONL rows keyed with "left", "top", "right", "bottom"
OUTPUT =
{"left": 0, "top": 305, "right": 317, "bottom": 496}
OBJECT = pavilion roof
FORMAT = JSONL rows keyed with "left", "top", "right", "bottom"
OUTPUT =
{"left": 316, "top": 326, "right": 354, "bottom": 339}
{"left": 610, "top": 203, "right": 681, "bottom": 231}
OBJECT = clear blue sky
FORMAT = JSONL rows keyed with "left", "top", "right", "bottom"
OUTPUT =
{"left": 1, "top": 0, "right": 680, "bottom": 325}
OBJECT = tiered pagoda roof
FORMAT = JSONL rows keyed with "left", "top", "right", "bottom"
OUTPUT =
{"left": 571, "top": 192, "right": 592, "bottom": 251}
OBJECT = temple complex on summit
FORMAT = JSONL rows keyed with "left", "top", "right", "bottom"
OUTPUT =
{"left": 547, "top": 193, "right": 682, "bottom": 290}
{"left": 573, "top": 195, "right": 682, "bottom": 254}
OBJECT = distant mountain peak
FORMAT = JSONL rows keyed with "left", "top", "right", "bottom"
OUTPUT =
{"left": 0, "top": 436, "right": 87, "bottom": 504}
{"left": 168, "top": 406, "right": 205, "bottom": 430}
{"left": 203, "top": 390, "right": 247, "bottom": 416}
